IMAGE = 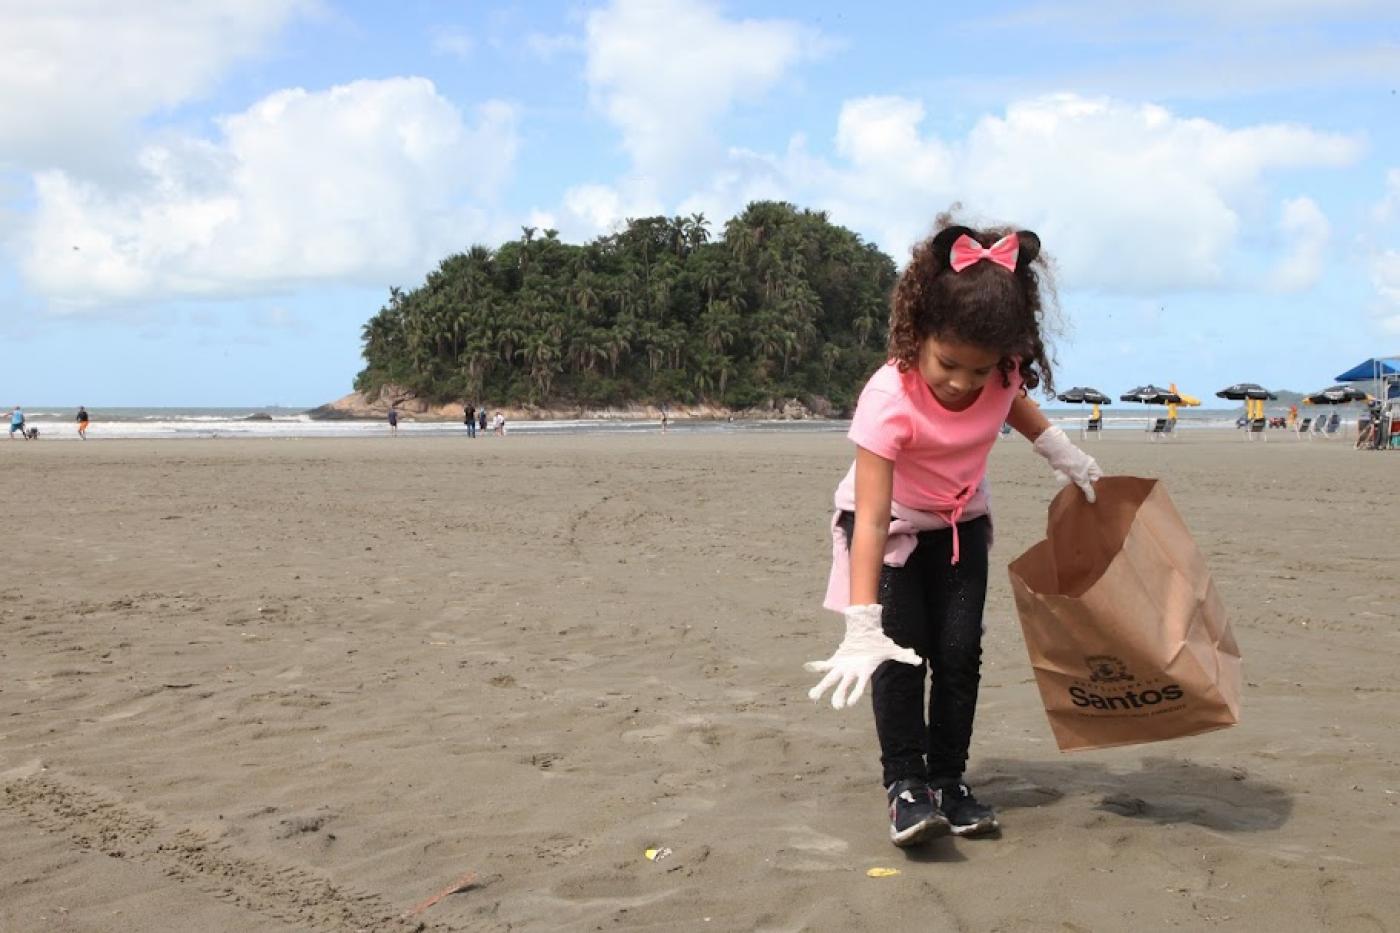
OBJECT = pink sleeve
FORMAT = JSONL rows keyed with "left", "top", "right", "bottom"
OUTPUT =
{"left": 847, "top": 385, "right": 910, "bottom": 460}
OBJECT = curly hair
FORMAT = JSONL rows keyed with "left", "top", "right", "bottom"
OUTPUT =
{"left": 888, "top": 213, "right": 1058, "bottom": 396}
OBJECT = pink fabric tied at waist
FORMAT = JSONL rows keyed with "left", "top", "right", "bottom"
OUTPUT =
{"left": 822, "top": 470, "right": 991, "bottom": 612}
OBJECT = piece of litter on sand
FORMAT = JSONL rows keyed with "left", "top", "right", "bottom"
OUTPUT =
{"left": 401, "top": 871, "right": 479, "bottom": 918}
{"left": 866, "top": 867, "right": 900, "bottom": 878}
{"left": 644, "top": 847, "right": 673, "bottom": 862}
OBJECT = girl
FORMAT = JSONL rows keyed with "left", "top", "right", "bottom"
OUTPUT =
{"left": 806, "top": 221, "right": 1102, "bottom": 847}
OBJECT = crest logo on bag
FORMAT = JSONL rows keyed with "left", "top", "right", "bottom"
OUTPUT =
{"left": 1085, "top": 655, "right": 1132, "bottom": 683}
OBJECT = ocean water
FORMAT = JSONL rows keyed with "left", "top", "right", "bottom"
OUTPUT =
{"left": 8, "top": 405, "right": 1267, "bottom": 441}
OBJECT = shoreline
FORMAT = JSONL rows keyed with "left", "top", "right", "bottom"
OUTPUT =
{"left": 3, "top": 411, "right": 1361, "bottom": 444}
{"left": 306, "top": 386, "right": 827, "bottom": 423}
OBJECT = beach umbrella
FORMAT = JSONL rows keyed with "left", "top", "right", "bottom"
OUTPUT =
{"left": 1057, "top": 386, "right": 1112, "bottom": 405}
{"left": 1304, "top": 385, "right": 1371, "bottom": 405}
{"left": 1335, "top": 358, "right": 1400, "bottom": 382}
{"left": 1166, "top": 383, "right": 1200, "bottom": 424}
{"left": 1215, "top": 383, "right": 1275, "bottom": 401}
{"left": 1335, "top": 356, "right": 1400, "bottom": 410}
{"left": 1168, "top": 384, "right": 1201, "bottom": 406}
{"left": 1057, "top": 386, "right": 1111, "bottom": 435}
{"left": 1216, "top": 383, "right": 1276, "bottom": 421}
{"left": 1119, "top": 385, "right": 1180, "bottom": 435}
{"left": 1120, "top": 384, "right": 1181, "bottom": 405}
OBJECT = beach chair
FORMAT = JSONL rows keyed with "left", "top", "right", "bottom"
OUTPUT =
{"left": 1163, "top": 418, "right": 1179, "bottom": 440}
{"left": 1294, "top": 416, "right": 1312, "bottom": 438}
{"left": 1082, "top": 416, "right": 1102, "bottom": 439}
{"left": 1147, "top": 418, "right": 1167, "bottom": 440}
{"left": 1322, "top": 413, "right": 1341, "bottom": 438}
{"left": 1244, "top": 418, "right": 1268, "bottom": 442}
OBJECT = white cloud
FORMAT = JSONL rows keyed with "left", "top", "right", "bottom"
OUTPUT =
{"left": 23, "top": 78, "right": 519, "bottom": 306}
{"left": 0, "top": 0, "right": 314, "bottom": 171}
{"left": 561, "top": 185, "right": 629, "bottom": 235}
{"left": 552, "top": 181, "right": 670, "bottom": 241}
{"left": 656, "top": 93, "right": 1363, "bottom": 292}
{"left": 583, "top": 0, "right": 824, "bottom": 182}
{"left": 1273, "top": 197, "right": 1330, "bottom": 292}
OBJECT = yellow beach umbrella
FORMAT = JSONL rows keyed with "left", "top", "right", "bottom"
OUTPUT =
{"left": 1166, "top": 383, "right": 1201, "bottom": 421}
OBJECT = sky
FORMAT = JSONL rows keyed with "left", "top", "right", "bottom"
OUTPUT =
{"left": 2, "top": 0, "right": 1398, "bottom": 407}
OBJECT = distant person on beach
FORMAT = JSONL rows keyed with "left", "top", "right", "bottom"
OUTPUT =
{"left": 9, "top": 406, "right": 26, "bottom": 440}
{"left": 806, "top": 222, "right": 1100, "bottom": 847}
{"left": 493, "top": 412, "right": 506, "bottom": 436}
{"left": 479, "top": 409, "right": 488, "bottom": 433}
{"left": 660, "top": 409, "right": 669, "bottom": 434}
{"left": 387, "top": 405, "right": 399, "bottom": 436}
{"left": 1355, "top": 417, "right": 1376, "bottom": 450}
{"left": 1356, "top": 401, "right": 1383, "bottom": 449}
{"left": 465, "top": 403, "right": 476, "bottom": 438}
{"left": 76, "top": 405, "right": 89, "bottom": 439}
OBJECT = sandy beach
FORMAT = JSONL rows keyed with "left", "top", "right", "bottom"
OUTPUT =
{"left": 1, "top": 430, "right": 1396, "bottom": 932}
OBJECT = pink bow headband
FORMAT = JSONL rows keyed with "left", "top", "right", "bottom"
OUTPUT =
{"left": 949, "top": 232, "right": 1021, "bottom": 273}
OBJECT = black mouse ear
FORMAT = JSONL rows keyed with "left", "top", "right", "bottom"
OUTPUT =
{"left": 930, "top": 225, "right": 977, "bottom": 269}
{"left": 1014, "top": 230, "right": 1041, "bottom": 269}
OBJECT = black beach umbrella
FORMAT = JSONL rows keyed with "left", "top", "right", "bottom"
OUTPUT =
{"left": 1215, "top": 383, "right": 1276, "bottom": 401}
{"left": 1120, "top": 384, "right": 1181, "bottom": 405}
{"left": 1216, "top": 382, "right": 1276, "bottom": 422}
{"left": 1057, "top": 386, "right": 1112, "bottom": 405}
{"left": 1059, "top": 386, "right": 1111, "bottom": 435}
{"left": 1304, "top": 385, "right": 1370, "bottom": 405}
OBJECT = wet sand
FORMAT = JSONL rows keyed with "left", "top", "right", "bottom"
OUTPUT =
{"left": 1, "top": 430, "right": 1396, "bottom": 932}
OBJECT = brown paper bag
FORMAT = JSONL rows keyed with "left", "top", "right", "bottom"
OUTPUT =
{"left": 1007, "top": 476, "right": 1241, "bottom": 752}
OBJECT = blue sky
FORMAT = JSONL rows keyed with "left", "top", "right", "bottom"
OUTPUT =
{"left": 2, "top": 0, "right": 1398, "bottom": 407}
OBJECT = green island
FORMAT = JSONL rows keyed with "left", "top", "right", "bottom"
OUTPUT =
{"left": 349, "top": 201, "right": 897, "bottom": 417}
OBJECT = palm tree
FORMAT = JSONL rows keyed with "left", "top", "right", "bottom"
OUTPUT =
{"left": 699, "top": 301, "right": 737, "bottom": 353}
{"left": 521, "top": 332, "right": 559, "bottom": 395}
{"left": 604, "top": 324, "right": 631, "bottom": 377}
{"left": 571, "top": 274, "right": 600, "bottom": 315}
{"left": 668, "top": 215, "right": 688, "bottom": 257}
{"left": 640, "top": 322, "right": 664, "bottom": 375}
{"left": 686, "top": 212, "right": 710, "bottom": 250}
{"left": 822, "top": 344, "right": 841, "bottom": 381}
{"left": 497, "top": 317, "right": 527, "bottom": 366}
{"left": 853, "top": 309, "right": 879, "bottom": 348}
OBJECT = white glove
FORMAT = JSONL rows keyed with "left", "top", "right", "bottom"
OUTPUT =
{"left": 1032, "top": 426, "right": 1103, "bottom": 503}
{"left": 804, "top": 604, "right": 922, "bottom": 710}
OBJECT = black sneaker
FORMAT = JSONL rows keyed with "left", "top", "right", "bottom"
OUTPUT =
{"left": 886, "top": 779, "right": 950, "bottom": 847}
{"left": 934, "top": 782, "right": 999, "bottom": 836}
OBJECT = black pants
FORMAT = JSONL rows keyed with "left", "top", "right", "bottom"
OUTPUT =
{"left": 838, "top": 512, "right": 990, "bottom": 787}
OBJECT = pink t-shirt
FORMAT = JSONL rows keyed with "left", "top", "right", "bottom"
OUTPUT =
{"left": 846, "top": 360, "right": 1022, "bottom": 516}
